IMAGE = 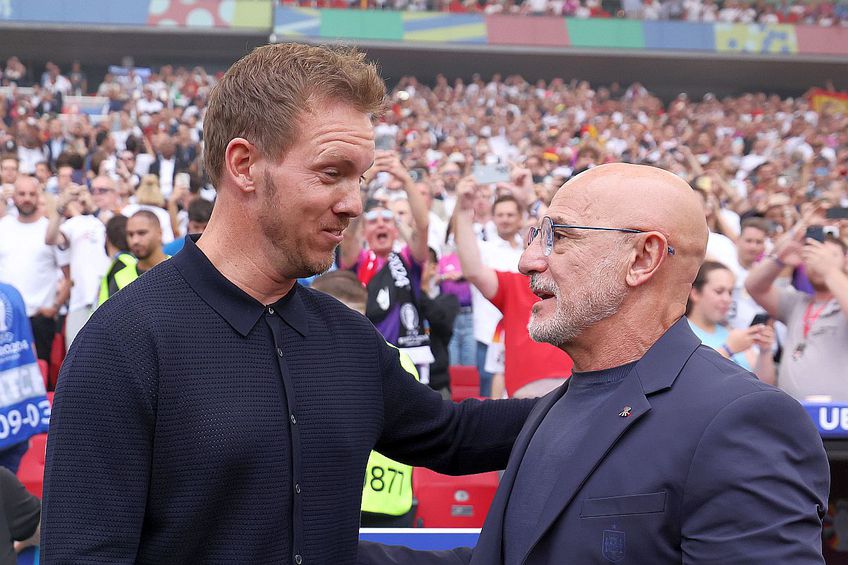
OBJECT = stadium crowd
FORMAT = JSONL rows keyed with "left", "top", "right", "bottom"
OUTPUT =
{"left": 284, "top": 0, "right": 848, "bottom": 25}
{"left": 0, "top": 58, "right": 846, "bottom": 421}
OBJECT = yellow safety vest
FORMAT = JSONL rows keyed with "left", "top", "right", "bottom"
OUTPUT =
{"left": 361, "top": 348, "right": 417, "bottom": 516}
{"left": 97, "top": 253, "right": 139, "bottom": 307}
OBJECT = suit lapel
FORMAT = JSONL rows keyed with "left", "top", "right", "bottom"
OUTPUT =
{"left": 470, "top": 385, "right": 567, "bottom": 565}
{"left": 517, "top": 318, "right": 702, "bottom": 563}
{"left": 517, "top": 371, "right": 651, "bottom": 564}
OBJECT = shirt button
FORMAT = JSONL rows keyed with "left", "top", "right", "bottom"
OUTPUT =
{"left": 294, "top": 554, "right": 302, "bottom": 564}
{"left": 290, "top": 414, "right": 297, "bottom": 424}
{"left": 277, "top": 347, "right": 283, "bottom": 357}
{"left": 268, "top": 307, "right": 275, "bottom": 315}
{"left": 295, "top": 483, "right": 301, "bottom": 494}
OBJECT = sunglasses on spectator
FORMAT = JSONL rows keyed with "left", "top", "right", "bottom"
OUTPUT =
{"left": 527, "top": 216, "right": 675, "bottom": 258}
{"left": 364, "top": 209, "right": 395, "bottom": 222}
{"left": 91, "top": 186, "right": 115, "bottom": 195}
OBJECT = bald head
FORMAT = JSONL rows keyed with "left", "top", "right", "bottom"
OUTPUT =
{"left": 521, "top": 163, "right": 708, "bottom": 362}
{"left": 554, "top": 163, "right": 708, "bottom": 290}
{"left": 12, "top": 175, "right": 41, "bottom": 219}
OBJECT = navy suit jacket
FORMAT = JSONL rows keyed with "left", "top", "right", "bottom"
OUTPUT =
{"left": 360, "top": 318, "right": 830, "bottom": 564}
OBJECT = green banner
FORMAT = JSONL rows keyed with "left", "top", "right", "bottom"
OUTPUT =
{"left": 566, "top": 19, "right": 645, "bottom": 49}
{"left": 320, "top": 9, "right": 403, "bottom": 41}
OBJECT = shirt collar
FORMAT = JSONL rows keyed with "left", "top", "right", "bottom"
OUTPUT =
{"left": 173, "top": 235, "right": 310, "bottom": 338}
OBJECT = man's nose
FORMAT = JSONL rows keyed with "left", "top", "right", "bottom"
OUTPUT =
{"left": 334, "top": 182, "right": 363, "bottom": 219}
{"left": 519, "top": 241, "right": 547, "bottom": 277}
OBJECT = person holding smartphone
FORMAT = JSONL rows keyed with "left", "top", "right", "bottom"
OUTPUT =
{"left": 686, "top": 261, "right": 776, "bottom": 384}
{"left": 746, "top": 220, "right": 848, "bottom": 402}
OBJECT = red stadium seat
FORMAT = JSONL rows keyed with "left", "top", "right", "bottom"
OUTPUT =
{"left": 17, "top": 433, "right": 48, "bottom": 499}
{"left": 449, "top": 366, "right": 481, "bottom": 402}
{"left": 412, "top": 467, "right": 499, "bottom": 528}
{"left": 38, "top": 359, "right": 48, "bottom": 389}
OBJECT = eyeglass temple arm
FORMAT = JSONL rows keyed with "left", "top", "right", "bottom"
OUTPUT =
{"left": 550, "top": 224, "right": 675, "bottom": 255}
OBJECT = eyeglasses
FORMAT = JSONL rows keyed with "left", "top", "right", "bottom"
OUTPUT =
{"left": 526, "top": 216, "right": 676, "bottom": 257}
{"left": 364, "top": 209, "right": 395, "bottom": 222}
{"left": 91, "top": 187, "right": 115, "bottom": 195}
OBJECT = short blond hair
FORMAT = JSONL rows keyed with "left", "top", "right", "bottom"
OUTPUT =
{"left": 136, "top": 174, "right": 165, "bottom": 207}
{"left": 203, "top": 42, "right": 386, "bottom": 188}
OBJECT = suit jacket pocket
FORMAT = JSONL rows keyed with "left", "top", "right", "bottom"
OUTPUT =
{"left": 580, "top": 491, "right": 666, "bottom": 518}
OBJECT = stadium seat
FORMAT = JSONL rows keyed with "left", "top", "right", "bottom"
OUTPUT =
{"left": 412, "top": 467, "right": 499, "bottom": 528}
{"left": 449, "top": 366, "right": 481, "bottom": 402}
{"left": 17, "top": 433, "right": 48, "bottom": 499}
{"left": 38, "top": 359, "right": 48, "bottom": 389}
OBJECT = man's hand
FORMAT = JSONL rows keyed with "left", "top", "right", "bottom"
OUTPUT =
{"left": 455, "top": 176, "right": 477, "bottom": 213}
{"left": 772, "top": 226, "right": 806, "bottom": 267}
{"left": 374, "top": 150, "right": 413, "bottom": 188}
{"left": 37, "top": 305, "right": 59, "bottom": 319}
{"left": 802, "top": 239, "right": 844, "bottom": 279}
{"left": 725, "top": 326, "right": 761, "bottom": 356}
{"left": 752, "top": 324, "right": 775, "bottom": 352}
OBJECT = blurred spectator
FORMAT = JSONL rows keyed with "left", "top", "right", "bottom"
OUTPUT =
{"left": 439, "top": 221, "right": 476, "bottom": 367}
{"left": 44, "top": 182, "right": 109, "bottom": 351}
{"left": 136, "top": 86, "right": 163, "bottom": 117}
{"left": 148, "top": 136, "right": 189, "bottom": 199}
{"left": 469, "top": 192, "right": 526, "bottom": 397}
{"left": 43, "top": 119, "right": 69, "bottom": 169}
{"left": 122, "top": 174, "right": 175, "bottom": 243}
{"left": 340, "top": 150, "right": 434, "bottom": 372}
{"left": 453, "top": 175, "right": 572, "bottom": 398}
{"left": 0, "top": 282, "right": 50, "bottom": 473}
{"left": 747, "top": 223, "right": 848, "bottom": 402}
{"left": 0, "top": 467, "right": 41, "bottom": 561}
{"left": 0, "top": 177, "right": 68, "bottom": 368}
{"left": 686, "top": 260, "right": 776, "bottom": 383}
{"left": 420, "top": 246, "right": 460, "bottom": 399}
{"left": 88, "top": 175, "right": 122, "bottom": 224}
{"left": 727, "top": 216, "right": 772, "bottom": 329}
{"left": 3, "top": 57, "right": 27, "bottom": 86}
{"left": 96, "top": 215, "right": 138, "bottom": 307}
{"left": 126, "top": 210, "right": 169, "bottom": 273}
{"left": 164, "top": 196, "right": 213, "bottom": 256}
{"left": 68, "top": 61, "right": 87, "bottom": 96}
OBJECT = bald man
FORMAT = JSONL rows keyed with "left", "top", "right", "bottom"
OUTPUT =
{"left": 359, "top": 164, "right": 829, "bottom": 564}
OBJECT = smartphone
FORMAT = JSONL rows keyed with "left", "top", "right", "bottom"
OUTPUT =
{"left": 750, "top": 313, "right": 771, "bottom": 327}
{"left": 826, "top": 207, "right": 848, "bottom": 220}
{"left": 805, "top": 226, "right": 825, "bottom": 243}
{"left": 175, "top": 172, "right": 191, "bottom": 189}
{"left": 374, "top": 132, "right": 396, "bottom": 151}
{"left": 472, "top": 163, "right": 510, "bottom": 185}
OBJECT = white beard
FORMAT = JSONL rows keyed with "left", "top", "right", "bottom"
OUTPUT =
{"left": 528, "top": 253, "right": 627, "bottom": 348}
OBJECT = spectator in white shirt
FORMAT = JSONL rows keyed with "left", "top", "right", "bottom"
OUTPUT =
{"left": 136, "top": 87, "right": 164, "bottom": 116}
{"left": 45, "top": 183, "right": 109, "bottom": 350}
{"left": 122, "top": 175, "right": 175, "bottom": 243}
{"left": 0, "top": 176, "right": 69, "bottom": 367}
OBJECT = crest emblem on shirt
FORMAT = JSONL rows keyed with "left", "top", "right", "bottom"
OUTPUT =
{"left": 377, "top": 287, "right": 390, "bottom": 311}
{"left": 400, "top": 303, "right": 419, "bottom": 332}
{"left": 602, "top": 528, "right": 626, "bottom": 562}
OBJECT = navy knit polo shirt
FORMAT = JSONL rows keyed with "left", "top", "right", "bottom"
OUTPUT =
{"left": 42, "top": 235, "right": 536, "bottom": 564}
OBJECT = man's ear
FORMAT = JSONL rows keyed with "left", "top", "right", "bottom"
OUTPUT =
{"left": 625, "top": 232, "right": 668, "bottom": 287}
{"left": 224, "top": 137, "right": 258, "bottom": 193}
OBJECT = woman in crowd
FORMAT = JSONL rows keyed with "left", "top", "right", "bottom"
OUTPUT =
{"left": 121, "top": 174, "right": 175, "bottom": 243}
{"left": 686, "top": 260, "right": 776, "bottom": 384}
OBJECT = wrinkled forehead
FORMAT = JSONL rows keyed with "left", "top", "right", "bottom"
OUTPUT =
{"left": 548, "top": 183, "right": 610, "bottom": 225}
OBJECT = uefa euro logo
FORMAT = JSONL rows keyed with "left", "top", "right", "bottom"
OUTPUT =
{"left": 602, "top": 528, "right": 626, "bottom": 562}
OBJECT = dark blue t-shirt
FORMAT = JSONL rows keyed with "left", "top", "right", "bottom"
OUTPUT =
{"left": 503, "top": 360, "right": 638, "bottom": 564}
